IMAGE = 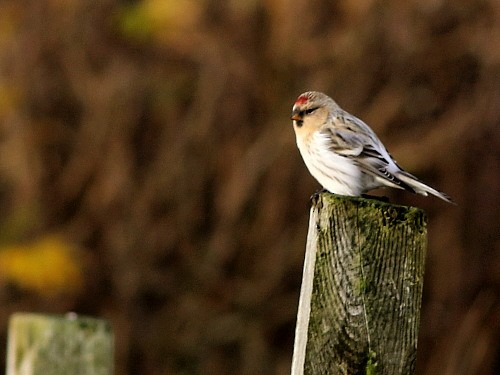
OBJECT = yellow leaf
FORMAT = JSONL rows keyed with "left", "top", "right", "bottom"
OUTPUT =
{"left": 0, "top": 235, "right": 84, "bottom": 295}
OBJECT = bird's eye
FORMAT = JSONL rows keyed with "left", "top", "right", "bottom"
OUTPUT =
{"left": 305, "top": 107, "right": 317, "bottom": 115}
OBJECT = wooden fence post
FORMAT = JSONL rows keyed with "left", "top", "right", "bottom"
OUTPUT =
{"left": 292, "top": 193, "right": 427, "bottom": 375}
{"left": 6, "top": 313, "right": 113, "bottom": 375}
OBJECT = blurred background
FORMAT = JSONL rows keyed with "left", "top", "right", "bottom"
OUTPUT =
{"left": 0, "top": 0, "right": 498, "bottom": 374}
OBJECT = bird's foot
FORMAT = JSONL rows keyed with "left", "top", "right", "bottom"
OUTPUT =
{"left": 310, "top": 188, "right": 328, "bottom": 204}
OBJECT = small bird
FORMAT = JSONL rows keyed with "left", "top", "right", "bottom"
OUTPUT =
{"left": 291, "top": 91, "right": 454, "bottom": 203}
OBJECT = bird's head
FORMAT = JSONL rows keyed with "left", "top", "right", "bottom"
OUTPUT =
{"left": 291, "top": 91, "right": 335, "bottom": 131}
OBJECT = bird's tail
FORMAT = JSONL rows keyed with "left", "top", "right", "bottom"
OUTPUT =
{"left": 396, "top": 171, "right": 455, "bottom": 204}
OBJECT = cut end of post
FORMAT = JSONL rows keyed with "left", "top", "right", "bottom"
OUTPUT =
{"left": 314, "top": 193, "right": 427, "bottom": 229}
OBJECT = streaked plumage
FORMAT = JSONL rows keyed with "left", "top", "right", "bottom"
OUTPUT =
{"left": 291, "top": 91, "right": 454, "bottom": 203}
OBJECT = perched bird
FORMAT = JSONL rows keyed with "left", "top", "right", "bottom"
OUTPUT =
{"left": 291, "top": 91, "right": 454, "bottom": 203}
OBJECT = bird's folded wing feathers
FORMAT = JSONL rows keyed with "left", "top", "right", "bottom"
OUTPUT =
{"left": 320, "top": 125, "right": 416, "bottom": 192}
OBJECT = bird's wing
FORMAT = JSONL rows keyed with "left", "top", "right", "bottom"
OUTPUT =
{"left": 320, "top": 118, "right": 416, "bottom": 192}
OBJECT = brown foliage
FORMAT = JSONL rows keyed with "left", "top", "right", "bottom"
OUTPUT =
{"left": 0, "top": 0, "right": 498, "bottom": 374}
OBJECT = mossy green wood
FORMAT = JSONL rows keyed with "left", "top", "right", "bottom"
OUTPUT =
{"left": 292, "top": 193, "right": 427, "bottom": 375}
{"left": 6, "top": 313, "right": 113, "bottom": 375}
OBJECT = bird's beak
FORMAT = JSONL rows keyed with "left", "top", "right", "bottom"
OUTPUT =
{"left": 291, "top": 113, "right": 302, "bottom": 121}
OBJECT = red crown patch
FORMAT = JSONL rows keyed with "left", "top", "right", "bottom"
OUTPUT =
{"left": 295, "top": 95, "right": 309, "bottom": 105}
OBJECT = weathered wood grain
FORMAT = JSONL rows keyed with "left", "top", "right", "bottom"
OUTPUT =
{"left": 292, "top": 193, "right": 427, "bottom": 375}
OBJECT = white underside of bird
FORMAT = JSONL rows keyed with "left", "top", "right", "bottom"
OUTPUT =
{"left": 297, "top": 131, "right": 366, "bottom": 196}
